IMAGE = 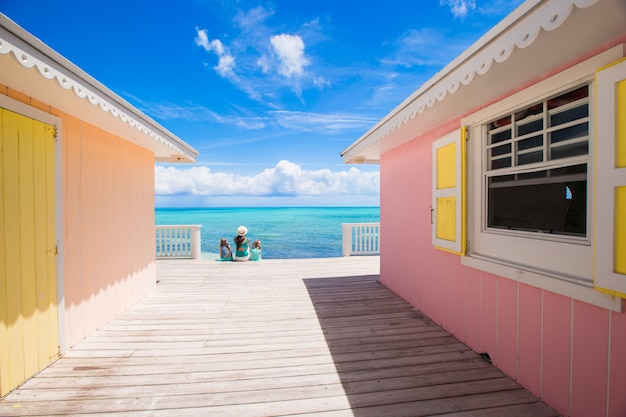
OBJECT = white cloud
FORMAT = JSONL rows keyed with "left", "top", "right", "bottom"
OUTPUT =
{"left": 440, "top": 0, "right": 477, "bottom": 18}
{"left": 194, "top": 29, "right": 236, "bottom": 78}
{"left": 155, "top": 160, "right": 379, "bottom": 198}
{"left": 195, "top": 6, "right": 321, "bottom": 101}
{"left": 270, "top": 34, "right": 310, "bottom": 78}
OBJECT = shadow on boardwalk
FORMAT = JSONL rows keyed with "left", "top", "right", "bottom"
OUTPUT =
{"left": 0, "top": 257, "right": 559, "bottom": 416}
{"left": 303, "top": 275, "right": 560, "bottom": 417}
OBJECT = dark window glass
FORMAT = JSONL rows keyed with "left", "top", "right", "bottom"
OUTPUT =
{"left": 551, "top": 142, "right": 589, "bottom": 160}
{"left": 551, "top": 105, "right": 588, "bottom": 127}
{"left": 491, "top": 143, "right": 511, "bottom": 157}
{"left": 548, "top": 86, "right": 588, "bottom": 111}
{"left": 518, "top": 118, "right": 544, "bottom": 136}
{"left": 489, "top": 116, "right": 511, "bottom": 131}
{"left": 491, "top": 157, "right": 511, "bottom": 170}
{"left": 516, "top": 103, "right": 543, "bottom": 121}
{"left": 487, "top": 164, "right": 587, "bottom": 236}
{"left": 490, "top": 129, "right": 511, "bottom": 144}
{"left": 517, "top": 150, "right": 543, "bottom": 166}
{"left": 550, "top": 123, "right": 588, "bottom": 144}
{"left": 518, "top": 135, "right": 543, "bottom": 151}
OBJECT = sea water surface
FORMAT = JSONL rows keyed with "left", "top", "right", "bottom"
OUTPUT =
{"left": 156, "top": 207, "right": 380, "bottom": 259}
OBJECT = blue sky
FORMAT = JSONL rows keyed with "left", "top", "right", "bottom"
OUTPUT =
{"left": 1, "top": 0, "right": 523, "bottom": 207}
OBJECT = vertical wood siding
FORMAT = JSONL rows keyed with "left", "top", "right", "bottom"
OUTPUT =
{"left": 0, "top": 108, "right": 58, "bottom": 396}
{"left": 380, "top": 134, "right": 626, "bottom": 417}
{"left": 57, "top": 112, "right": 156, "bottom": 348}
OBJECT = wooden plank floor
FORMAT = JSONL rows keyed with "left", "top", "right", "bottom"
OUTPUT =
{"left": 0, "top": 257, "right": 560, "bottom": 416}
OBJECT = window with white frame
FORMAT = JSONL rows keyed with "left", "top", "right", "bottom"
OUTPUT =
{"left": 465, "top": 82, "right": 594, "bottom": 287}
{"left": 462, "top": 48, "right": 626, "bottom": 311}
{"left": 485, "top": 85, "right": 589, "bottom": 238}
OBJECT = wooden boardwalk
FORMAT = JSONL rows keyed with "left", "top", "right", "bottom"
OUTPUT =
{"left": 1, "top": 257, "right": 560, "bottom": 416}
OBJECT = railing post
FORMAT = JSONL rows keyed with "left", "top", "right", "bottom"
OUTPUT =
{"left": 156, "top": 224, "right": 203, "bottom": 260}
{"left": 190, "top": 225, "right": 201, "bottom": 260}
{"left": 342, "top": 223, "right": 352, "bottom": 256}
{"left": 342, "top": 222, "right": 380, "bottom": 256}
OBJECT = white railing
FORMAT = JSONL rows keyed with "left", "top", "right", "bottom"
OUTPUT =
{"left": 342, "top": 223, "right": 380, "bottom": 256}
{"left": 155, "top": 225, "right": 202, "bottom": 260}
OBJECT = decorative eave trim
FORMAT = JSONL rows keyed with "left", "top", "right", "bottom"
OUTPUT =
{"left": 0, "top": 14, "right": 197, "bottom": 162}
{"left": 342, "top": 0, "right": 600, "bottom": 162}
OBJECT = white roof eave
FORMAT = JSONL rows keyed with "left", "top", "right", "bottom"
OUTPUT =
{"left": 0, "top": 14, "right": 198, "bottom": 163}
{"left": 341, "top": 0, "right": 620, "bottom": 164}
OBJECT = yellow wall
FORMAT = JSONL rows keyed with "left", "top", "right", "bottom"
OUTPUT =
{"left": 1, "top": 85, "right": 156, "bottom": 353}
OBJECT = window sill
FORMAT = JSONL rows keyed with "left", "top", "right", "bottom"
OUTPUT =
{"left": 461, "top": 254, "right": 623, "bottom": 312}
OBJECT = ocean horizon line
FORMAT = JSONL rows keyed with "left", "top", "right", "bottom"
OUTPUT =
{"left": 155, "top": 206, "right": 380, "bottom": 259}
{"left": 155, "top": 205, "right": 380, "bottom": 210}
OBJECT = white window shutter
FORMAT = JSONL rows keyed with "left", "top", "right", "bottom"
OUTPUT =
{"left": 432, "top": 128, "right": 466, "bottom": 255}
{"left": 594, "top": 58, "right": 626, "bottom": 298}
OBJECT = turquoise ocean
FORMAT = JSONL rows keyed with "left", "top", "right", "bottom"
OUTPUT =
{"left": 155, "top": 207, "right": 380, "bottom": 259}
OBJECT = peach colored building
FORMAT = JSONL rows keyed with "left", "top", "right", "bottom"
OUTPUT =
{"left": 0, "top": 15, "right": 197, "bottom": 396}
{"left": 343, "top": 1, "right": 626, "bottom": 416}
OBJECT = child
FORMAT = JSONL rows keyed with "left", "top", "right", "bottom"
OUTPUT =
{"left": 219, "top": 238, "right": 233, "bottom": 261}
{"left": 250, "top": 240, "right": 262, "bottom": 261}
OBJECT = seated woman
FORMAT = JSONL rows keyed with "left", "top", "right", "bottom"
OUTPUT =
{"left": 233, "top": 226, "right": 250, "bottom": 261}
{"left": 250, "top": 240, "right": 262, "bottom": 261}
{"left": 219, "top": 238, "right": 232, "bottom": 261}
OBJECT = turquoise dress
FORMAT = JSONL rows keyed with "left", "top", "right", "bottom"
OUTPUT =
{"left": 250, "top": 248, "right": 262, "bottom": 261}
{"left": 234, "top": 237, "right": 249, "bottom": 260}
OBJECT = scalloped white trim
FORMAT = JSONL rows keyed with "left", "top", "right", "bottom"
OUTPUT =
{"left": 0, "top": 37, "right": 188, "bottom": 159}
{"left": 350, "top": 0, "right": 600, "bottom": 158}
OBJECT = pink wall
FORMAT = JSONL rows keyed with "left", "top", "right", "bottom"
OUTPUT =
{"left": 3, "top": 87, "right": 157, "bottom": 350}
{"left": 380, "top": 135, "right": 626, "bottom": 417}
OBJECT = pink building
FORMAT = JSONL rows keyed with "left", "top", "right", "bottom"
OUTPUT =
{"left": 343, "top": 1, "right": 626, "bottom": 416}
{"left": 0, "top": 15, "right": 197, "bottom": 395}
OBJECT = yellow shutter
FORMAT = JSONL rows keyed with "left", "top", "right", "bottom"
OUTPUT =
{"left": 594, "top": 58, "right": 626, "bottom": 298}
{"left": 0, "top": 107, "right": 59, "bottom": 396}
{"left": 432, "top": 128, "right": 466, "bottom": 254}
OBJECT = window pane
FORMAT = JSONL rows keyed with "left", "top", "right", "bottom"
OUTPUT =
{"left": 518, "top": 135, "right": 543, "bottom": 151}
{"left": 491, "top": 157, "right": 511, "bottom": 170}
{"left": 518, "top": 118, "right": 543, "bottom": 136}
{"left": 516, "top": 103, "right": 543, "bottom": 136}
{"left": 551, "top": 141, "right": 589, "bottom": 159}
{"left": 551, "top": 105, "right": 588, "bottom": 126}
{"left": 490, "top": 128, "right": 511, "bottom": 144}
{"left": 492, "top": 143, "right": 511, "bottom": 157}
{"left": 488, "top": 165, "right": 587, "bottom": 236}
{"left": 518, "top": 150, "right": 543, "bottom": 165}
{"left": 548, "top": 85, "right": 588, "bottom": 111}
{"left": 489, "top": 116, "right": 511, "bottom": 131}
{"left": 516, "top": 103, "right": 543, "bottom": 122}
{"left": 550, "top": 123, "right": 588, "bottom": 144}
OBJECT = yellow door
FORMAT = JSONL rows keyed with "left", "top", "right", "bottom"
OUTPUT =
{"left": 0, "top": 107, "right": 59, "bottom": 396}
